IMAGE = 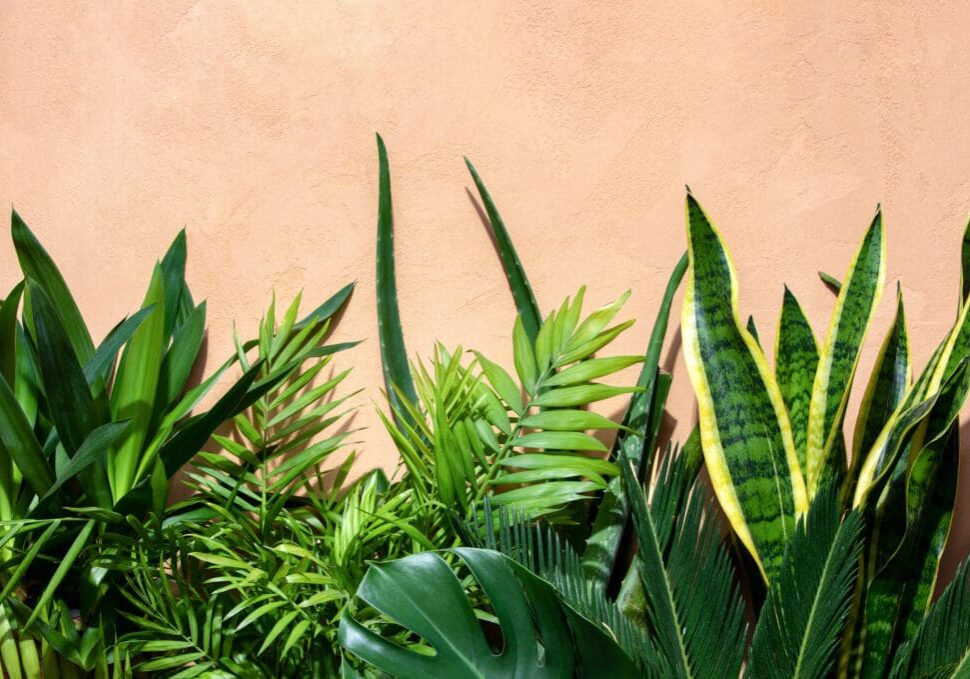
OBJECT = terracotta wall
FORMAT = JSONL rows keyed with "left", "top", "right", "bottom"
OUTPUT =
{"left": 3, "top": 2, "right": 970, "bottom": 572}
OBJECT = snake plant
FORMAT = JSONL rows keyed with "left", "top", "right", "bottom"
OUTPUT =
{"left": 681, "top": 191, "right": 970, "bottom": 677}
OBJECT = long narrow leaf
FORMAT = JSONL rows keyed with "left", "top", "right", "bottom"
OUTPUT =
{"left": 375, "top": 135, "right": 418, "bottom": 424}
{"left": 464, "top": 158, "right": 542, "bottom": 341}
{"left": 681, "top": 193, "right": 806, "bottom": 581}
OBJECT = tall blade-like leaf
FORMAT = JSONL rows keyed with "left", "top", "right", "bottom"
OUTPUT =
{"left": 39, "top": 421, "right": 130, "bottom": 503}
{"left": 0, "top": 282, "right": 23, "bottom": 387}
{"left": 159, "top": 229, "right": 187, "bottom": 338}
{"left": 0, "top": 373, "right": 53, "bottom": 495}
{"left": 375, "top": 135, "right": 417, "bottom": 423}
{"left": 83, "top": 306, "right": 155, "bottom": 386}
{"left": 746, "top": 487, "right": 863, "bottom": 679}
{"left": 681, "top": 193, "right": 806, "bottom": 581}
{"left": 464, "top": 159, "right": 542, "bottom": 341}
{"left": 961, "top": 216, "right": 970, "bottom": 304}
{"left": 28, "top": 281, "right": 104, "bottom": 453}
{"left": 156, "top": 302, "right": 206, "bottom": 407}
{"left": 622, "top": 449, "right": 748, "bottom": 678}
{"left": 109, "top": 265, "right": 166, "bottom": 501}
{"left": 582, "top": 252, "right": 687, "bottom": 587}
{"left": 775, "top": 286, "right": 820, "bottom": 472}
{"left": 851, "top": 286, "right": 909, "bottom": 468}
{"left": 806, "top": 210, "right": 885, "bottom": 495}
{"left": 889, "top": 557, "right": 970, "bottom": 679}
{"left": 12, "top": 209, "right": 95, "bottom": 363}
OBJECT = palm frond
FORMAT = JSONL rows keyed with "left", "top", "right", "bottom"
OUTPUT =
{"left": 889, "top": 557, "right": 970, "bottom": 679}
{"left": 460, "top": 498, "right": 658, "bottom": 670}
{"left": 621, "top": 445, "right": 748, "bottom": 679}
{"left": 746, "top": 484, "right": 864, "bottom": 679}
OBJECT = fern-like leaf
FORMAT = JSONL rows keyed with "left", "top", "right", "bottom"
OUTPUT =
{"left": 746, "top": 485, "right": 863, "bottom": 679}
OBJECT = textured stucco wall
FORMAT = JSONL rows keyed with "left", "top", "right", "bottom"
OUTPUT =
{"left": 3, "top": 2, "right": 970, "bottom": 572}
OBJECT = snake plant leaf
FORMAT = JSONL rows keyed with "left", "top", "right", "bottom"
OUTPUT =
{"left": 375, "top": 135, "right": 418, "bottom": 424}
{"left": 859, "top": 431, "right": 959, "bottom": 679}
{"left": 28, "top": 281, "right": 105, "bottom": 453}
{"left": 339, "top": 548, "right": 637, "bottom": 678}
{"left": 622, "top": 448, "right": 748, "bottom": 679}
{"left": 746, "top": 486, "right": 863, "bottom": 679}
{"left": 465, "top": 158, "right": 542, "bottom": 342}
{"left": 806, "top": 210, "right": 886, "bottom": 495}
{"left": 11, "top": 209, "right": 95, "bottom": 364}
{"left": 888, "top": 556, "right": 970, "bottom": 679}
{"left": 775, "top": 286, "right": 820, "bottom": 472}
{"left": 746, "top": 315, "right": 761, "bottom": 346}
{"left": 962, "top": 216, "right": 970, "bottom": 304}
{"left": 818, "top": 271, "right": 842, "bottom": 294}
{"left": 581, "top": 254, "right": 686, "bottom": 588}
{"left": 852, "top": 286, "right": 909, "bottom": 467}
{"left": 681, "top": 193, "right": 806, "bottom": 582}
{"left": 108, "top": 264, "right": 166, "bottom": 501}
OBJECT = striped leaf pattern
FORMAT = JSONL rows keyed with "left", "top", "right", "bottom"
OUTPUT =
{"left": 774, "top": 286, "right": 819, "bottom": 472}
{"left": 806, "top": 211, "right": 885, "bottom": 495}
{"left": 681, "top": 193, "right": 806, "bottom": 582}
{"left": 851, "top": 286, "right": 910, "bottom": 470}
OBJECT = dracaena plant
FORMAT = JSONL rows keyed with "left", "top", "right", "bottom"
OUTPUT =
{"left": 680, "top": 192, "right": 970, "bottom": 677}
{"left": 0, "top": 213, "right": 334, "bottom": 678}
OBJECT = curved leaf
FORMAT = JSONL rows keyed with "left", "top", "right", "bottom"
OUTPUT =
{"left": 747, "top": 487, "right": 863, "bottom": 679}
{"left": 338, "top": 549, "right": 637, "bottom": 678}
{"left": 375, "top": 135, "right": 418, "bottom": 424}
{"left": 12, "top": 209, "right": 94, "bottom": 363}
{"left": 775, "top": 286, "right": 820, "bottom": 472}
{"left": 681, "top": 193, "right": 806, "bottom": 582}
{"left": 806, "top": 210, "right": 885, "bottom": 495}
{"left": 465, "top": 159, "right": 542, "bottom": 342}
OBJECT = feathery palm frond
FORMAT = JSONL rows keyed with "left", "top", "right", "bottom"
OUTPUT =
{"left": 889, "top": 557, "right": 970, "bottom": 679}
{"left": 381, "top": 289, "right": 642, "bottom": 521}
{"left": 459, "top": 498, "right": 658, "bottom": 670}
{"left": 746, "top": 485, "right": 864, "bottom": 679}
{"left": 621, "top": 445, "right": 748, "bottom": 679}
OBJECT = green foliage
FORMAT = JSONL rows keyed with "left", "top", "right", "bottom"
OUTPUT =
{"left": 0, "top": 211, "right": 351, "bottom": 677}
{"left": 681, "top": 191, "right": 970, "bottom": 678}
{"left": 6, "top": 138, "right": 970, "bottom": 679}
{"left": 339, "top": 548, "right": 640, "bottom": 678}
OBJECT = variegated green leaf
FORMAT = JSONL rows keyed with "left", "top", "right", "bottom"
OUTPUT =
{"left": 806, "top": 210, "right": 885, "bottom": 496}
{"left": 681, "top": 193, "right": 806, "bottom": 582}
{"left": 775, "top": 286, "right": 819, "bottom": 472}
{"left": 851, "top": 286, "right": 909, "bottom": 470}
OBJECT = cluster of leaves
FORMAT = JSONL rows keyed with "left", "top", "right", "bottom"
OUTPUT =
{"left": 5, "top": 135, "right": 970, "bottom": 679}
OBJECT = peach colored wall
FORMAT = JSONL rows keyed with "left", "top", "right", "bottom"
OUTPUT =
{"left": 3, "top": 2, "right": 970, "bottom": 573}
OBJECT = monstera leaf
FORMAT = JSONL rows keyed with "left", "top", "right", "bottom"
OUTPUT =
{"left": 339, "top": 548, "right": 639, "bottom": 678}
